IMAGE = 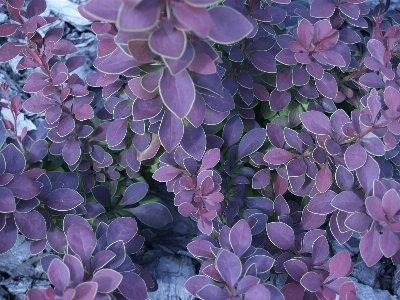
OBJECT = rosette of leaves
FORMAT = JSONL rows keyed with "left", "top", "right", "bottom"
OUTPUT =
{"left": 153, "top": 148, "right": 222, "bottom": 233}
{"left": 274, "top": 18, "right": 351, "bottom": 109}
{"left": 91, "top": 182, "right": 172, "bottom": 228}
{"left": 80, "top": 0, "right": 254, "bottom": 133}
{"left": 185, "top": 220, "right": 284, "bottom": 300}
{"left": 310, "top": 0, "right": 370, "bottom": 28}
{"left": 27, "top": 215, "right": 153, "bottom": 300}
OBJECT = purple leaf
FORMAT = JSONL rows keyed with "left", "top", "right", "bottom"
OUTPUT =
{"left": 300, "top": 272, "right": 321, "bottom": 292}
{"left": 187, "top": 240, "right": 215, "bottom": 258}
{"left": 380, "top": 228, "right": 400, "bottom": 258}
{"left": 63, "top": 254, "right": 84, "bottom": 285}
{"left": 307, "top": 190, "right": 336, "bottom": 215}
{"left": 264, "top": 149, "right": 297, "bottom": 165}
{"left": 128, "top": 203, "right": 172, "bottom": 227}
{"left": 230, "top": 220, "right": 252, "bottom": 257}
{"left": 0, "top": 42, "right": 23, "bottom": 62}
{"left": 300, "top": 111, "right": 332, "bottom": 135}
{"left": 160, "top": 68, "right": 195, "bottom": 119}
{"left": 118, "top": 272, "right": 147, "bottom": 300}
{"left": 47, "top": 259, "right": 70, "bottom": 291}
{"left": 310, "top": 0, "right": 335, "bottom": 18}
{"left": 332, "top": 191, "right": 364, "bottom": 213}
{"left": 269, "top": 90, "right": 291, "bottom": 111}
{"left": 345, "top": 212, "right": 372, "bottom": 232}
{"left": 197, "top": 284, "right": 230, "bottom": 300}
{"left": 360, "top": 223, "right": 382, "bottom": 266}
{"left": 238, "top": 128, "right": 267, "bottom": 160}
{"left": 153, "top": 165, "right": 184, "bottom": 182}
{"left": 121, "top": 182, "right": 148, "bottom": 205}
{"left": 92, "top": 269, "right": 123, "bottom": 293}
{"left": 7, "top": 175, "right": 40, "bottom": 200}
{"left": 106, "top": 119, "right": 128, "bottom": 147}
{"left": 328, "top": 251, "right": 353, "bottom": 278}
{"left": 159, "top": 110, "right": 184, "bottom": 152}
{"left": 315, "top": 72, "right": 338, "bottom": 99}
{"left": 106, "top": 217, "right": 137, "bottom": 244}
{"left": 181, "top": 122, "right": 206, "bottom": 161}
{"left": 44, "top": 188, "right": 84, "bottom": 211}
{"left": 345, "top": 143, "right": 367, "bottom": 171}
{"left": 284, "top": 259, "right": 308, "bottom": 281}
{"left": 118, "top": 0, "right": 160, "bottom": 32}
{"left": 62, "top": 138, "right": 81, "bottom": 166}
{"left": 215, "top": 249, "right": 242, "bottom": 290}
{"left": 252, "top": 169, "right": 271, "bottom": 189}
{"left": 0, "top": 187, "right": 15, "bottom": 213}
{"left": 13, "top": 211, "right": 46, "bottom": 240}
{"left": 0, "top": 217, "right": 17, "bottom": 254}
{"left": 207, "top": 6, "right": 253, "bottom": 44}
{"left": 149, "top": 20, "right": 186, "bottom": 59}
{"left": 73, "top": 282, "right": 98, "bottom": 300}
{"left": 67, "top": 223, "right": 96, "bottom": 267}
{"left": 185, "top": 275, "right": 216, "bottom": 296}
{"left": 266, "top": 222, "right": 295, "bottom": 250}
{"left": 2, "top": 144, "right": 25, "bottom": 174}
{"left": 245, "top": 285, "right": 271, "bottom": 300}
{"left": 384, "top": 86, "right": 400, "bottom": 113}
{"left": 223, "top": 115, "right": 244, "bottom": 148}
{"left": 315, "top": 163, "right": 332, "bottom": 193}
{"left": 173, "top": 2, "right": 213, "bottom": 37}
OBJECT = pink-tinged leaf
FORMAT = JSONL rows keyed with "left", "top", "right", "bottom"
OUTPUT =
{"left": 0, "top": 43, "right": 23, "bottom": 62}
{"left": 215, "top": 249, "right": 242, "bottom": 290}
{"left": 52, "top": 40, "right": 77, "bottom": 56}
{"left": 382, "top": 189, "right": 400, "bottom": 219}
{"left": 153, "top": 166, "right": 184, "bottom": 182}
{"left": 127, "top": 39, "right": 154, "bottom": 63}
{"left": 92, "top": 269, "right": 123, "bottom": 293}
{"left": 67, "top": 223, "right": 96, "bottom": 267}
{"left": 197, "top": 285, "right": 230, "bottom": 300}
{"left": 45, "top": 188, "right": 84, "bottom": 211}
{"left": 23, "top": 73, "right": 49, "bottom": 93}
{"left": 238, "top": 128, "right": 267, "bottom": 160}
{"left": 199, "top": 148, "right": 219, "bottom": 172}
{"left": 74, "top": 104, "right": 94, "bottom": 121}
{"left": 359, "top": 73, "right": 384, "bottom": 88}
{"left": 13, "top": 211, "right": 46, "bottom": 240}
{"left": 328, "top": 251, "right": 353, "bottom": 279}
{"left": 264, "top": 149, "right": 297, "bottom": 165}
{"left": 267, "top": 222, "right": 295, "bottom": 250}
{"left": 26, "top": 0, "right": 46, "bottom": 18}
{"left": 23, "top": 94, "right": 55, "bottom": 114}
{"left": 229, "top": 220, "right": 252, "bottom": 257}
{"left": 315, "top": 72, "right": 338, "bottom": 99}
{"left": 252, "top": 168, "right": 271, "bottom": 189}
{"left": 312, "top": 236, "right": 329, "bottom": 264}
{"left": 315, "top": 163, "right": 332, "bottom": 193}
{"left": 345, "top": 212, "right": 372, "bottom": 232}
{"left": 245, "top": 285, "right": 271, "bottom": 300}
{"left": 307, "top": 190, "right": 336, "bottom": 215}
{"left": 284, "top": 259, "right": 308, "bottom": 281}
{"left": 300, "top": 111, "right": 332, "bottom": 135}
{"left": 159, "top": 110, "right": 183, "bottom": 153}
{"left": 118, "top": 0, "right": 160, "bottom": 32}
{"left": 356, "top": 155, "right": 379, "bottom": 196}
{"left": 0, "top": 24, "right": 18, "bottom": 36}
{"left": 185, "top": 275, "right": 217, "bottom": 296}
{"left": 384, "top": 86, "right": 400, "bottom": 113}
{"left": 360, "top": 223, "right": 382, "bottom": 266}
{"left": 296, "top": 18, "right": 313, "bottom": 49}
{"left": 73, "top": 282, "right": 98, "bottom": 300}
{"left": 106, "top": 119, "right": 128, "bottom": 147}
{"left": 380, "top": 227, "right": 400, "bottom": 257}
{"left": 281, "top": 283, "right": 305, "bottom": 300}
{"left": 331, "top": 191, "right": 364, "bottom": 213}
{"left": 149, "top": 21, "right": 186, "bottom": 59}
{"left": 63, "top": 254, "right": 84, "bottom": 285}
{"left": 187, "top": 240, "right": 215, "bottom": 258}
{"left": 173, "top": 2, "right": 213, "bottom": 37}
{"left": 250, "top": 51, "right": 276, "bottom": 73}
{"left": 188, "top": 52, "right": 216, "bottom": 75}
{"left": 82, "top": 0, "right": 121, "bottom": 22}
{"left": 344, "top": 143, "right": 367, "bottom": 171}
{"left": 207, "top": 6, "right": 253, "bottom": 44}
{"left": 47, "top": 259, "right": 70, "bottom": 291}
{"left": 159, "top": 68, "right": 195, "bottom": 119}
{"left": 300, "top": 272, "right": 321, "bottom": 292}
{"left": 62, "top": 138, "right": 81, "bottom": 166}
{"left": 181, "top": 122, "right": 206, "bottom": 161}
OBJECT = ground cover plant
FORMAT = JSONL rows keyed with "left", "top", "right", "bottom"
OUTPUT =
{"left": 0, "top": 0, "right": 399, "bottom": 298}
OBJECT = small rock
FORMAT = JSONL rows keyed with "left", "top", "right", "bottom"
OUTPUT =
{"left": 146, "top": 255, "right": 196, "bottom": 300}
{"left": 45, "top": 0, "right": 92, "bottom": 28}
{"left": 354, "top": 282, "right": 394, "bottom": 300}
{"left": 351, "top": 261, "right": 380, "bottom": 287}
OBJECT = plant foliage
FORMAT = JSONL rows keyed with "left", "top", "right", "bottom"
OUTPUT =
{"left": 0, "top": 0, "right": 399, "bottom": 299}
